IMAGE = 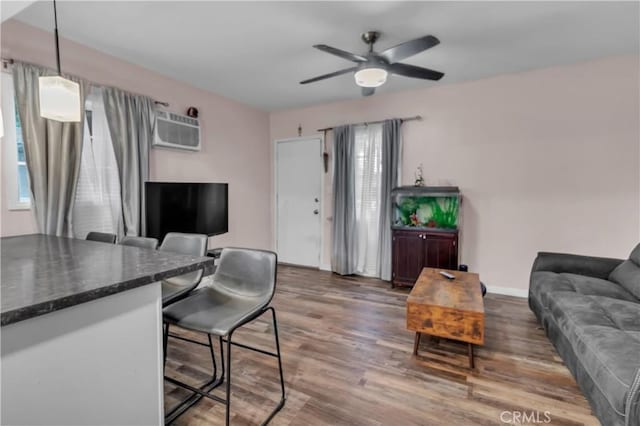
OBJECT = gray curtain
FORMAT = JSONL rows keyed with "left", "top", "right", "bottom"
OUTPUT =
{"left": 331, "top": 125, "right": 358, "bottom": 275}
{"left": 102, "top": 88, "right": 155, "bottom": 237}
{"left": 12, "top": 62, "right": 87, "bottom": 237}
{"left": 378, "top": 119, "right": 403, "bottom": 281}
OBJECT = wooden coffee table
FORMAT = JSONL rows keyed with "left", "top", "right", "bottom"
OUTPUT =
{"left": 406, "top": 268, "right": 485, "bottom": 368}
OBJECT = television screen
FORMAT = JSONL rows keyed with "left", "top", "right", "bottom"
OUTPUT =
{"left": 145, "top": 182, "right": 228, "bottom": 241}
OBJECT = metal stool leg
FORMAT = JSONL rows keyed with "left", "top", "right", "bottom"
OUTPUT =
{"left": 223, "top": 309, "right": 285, "bottom": 426}
{"left": 219, "top": 335, "right": 225, "bottom": 383}
{"left": 207, "top": 334, "right": 217, "bottom": 379}
{"left": 225, "top": 331, "right": 233, "bottom": 426}
{"left": 270, "top": 307, "right": 286, "bottom": 403}
{"left": 164, "top": 331, "right": 225, "bottom": 424}
{"left": 163, "top": 323, "right": 169, "bottom": 371}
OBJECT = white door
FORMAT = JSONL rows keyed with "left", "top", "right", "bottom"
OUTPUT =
{"left": 275, "top": 137, "right": 322, "bottom": 267}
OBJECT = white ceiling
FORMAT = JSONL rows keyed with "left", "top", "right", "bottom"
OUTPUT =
{"left": 11, "top": 1, "right": 640, "bottom": 111}
{"left": 1, "top": 1, "right": 36, "bottom": 22}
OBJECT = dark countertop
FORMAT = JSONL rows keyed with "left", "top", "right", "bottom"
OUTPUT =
{"left": 1, "top": 234, "right": 214, "bottom": 326}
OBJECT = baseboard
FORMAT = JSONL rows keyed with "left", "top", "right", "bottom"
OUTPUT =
{"left": 279, "top": 262, "right": 333, "bottom": 272}
{"left": 287, "top": 264, "right": 528, "bottom": 297}
{"left": 319, "top": 263, "right": 332, "bottom": 272}
{"left": 487, "top": 286, "right": 528, "bottom": 298}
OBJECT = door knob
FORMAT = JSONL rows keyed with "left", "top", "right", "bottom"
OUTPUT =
{"left": 313, "top": 209, "right": 319, "bottom": 215}
{"left": 314, "top": 198, "right": 319, "bottom": 202}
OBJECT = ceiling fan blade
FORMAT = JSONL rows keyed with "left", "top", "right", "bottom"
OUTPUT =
{"left": 388, "top": 63, "right": 444, "bottom": 81}
{"left": 300, "top": 67, "right": 358, "bottom": 84}
{"left": 381, "top": 35, "right": 440, "bottom": 63}
{"left": 362, "top": 87, "right": 375, "bottom": 97}
{"left": 313, "top": 44, "right": 368, "bottom": 62}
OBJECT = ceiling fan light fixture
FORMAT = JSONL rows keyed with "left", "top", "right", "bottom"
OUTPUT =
{"left": 354, "top": 67, "right": 387, "bottom": 88}
{"left": 301, "top": 32, "right": 444, "bottom": 97}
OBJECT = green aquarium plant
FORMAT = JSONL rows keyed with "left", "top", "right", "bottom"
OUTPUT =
{"left": 426, "top": 196, "right": 459, "bottom": 229}
{"left": 392, "top": 187, "right": 460, "bottom": 230}
{"left": 396, "top": 197, "right": 419, "bottom": 225}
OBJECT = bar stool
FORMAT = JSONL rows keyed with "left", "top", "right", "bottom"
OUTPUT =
{"left": 163, "top": 248, "right": 286, "bottom": 425}
{"left": 119, "top": 236, "right": 159, "bottom": 250}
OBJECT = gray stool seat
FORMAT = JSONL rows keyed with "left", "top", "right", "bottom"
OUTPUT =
{"left": 86, "top": 231, "right": 117, "bottom": 244}
{"left": 164, "top": 287, "right": 267, "bottom": 336}
{"left": 161, "top": 271, "right": 202, "bottom": 306}
{"left": 164, "top": 248, "right": 276, "bottom": 335}
{"left": 159, "top": 232, "right": 208, "bottom": 307}
{"left": 120, "top": 236, "right": 159, "bottom": 250}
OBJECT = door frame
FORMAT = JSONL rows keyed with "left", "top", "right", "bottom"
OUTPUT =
{"left": 273, "top": 135, "right": 326, "bottom": 268}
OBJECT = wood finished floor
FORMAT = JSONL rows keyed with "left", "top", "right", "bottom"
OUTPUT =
{"left": 165, "top": 266, "right": 599, "bottom": 426}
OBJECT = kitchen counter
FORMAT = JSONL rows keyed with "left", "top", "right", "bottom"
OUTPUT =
{"left": 1, "top": 234, "right": 213, "bottom": 425}
{"left": 1, "top": 234, "right": 212, "bottom": 326}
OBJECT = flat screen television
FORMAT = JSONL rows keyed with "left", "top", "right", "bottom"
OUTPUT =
{"left": 145, "top": 182, "right": 228, "bottom": 241}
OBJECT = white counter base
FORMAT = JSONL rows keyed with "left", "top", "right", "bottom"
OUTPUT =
{"left": 1, "top": 282, "right": 164, "bottom": 426}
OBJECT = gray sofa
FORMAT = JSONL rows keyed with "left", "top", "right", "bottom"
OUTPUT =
{"left": 529, "top": 244, "right": 640, "bottom": 426}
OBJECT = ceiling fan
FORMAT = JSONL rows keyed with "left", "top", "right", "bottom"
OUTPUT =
{"left": 300, "top": 31, "right": 444, "bottom": 96}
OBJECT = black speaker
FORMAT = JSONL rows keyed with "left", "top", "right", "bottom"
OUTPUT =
{"left": 458, "top": 264, "right": 486, "bottom": 297}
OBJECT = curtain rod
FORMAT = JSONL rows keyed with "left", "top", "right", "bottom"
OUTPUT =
{"left": 1, "top": 57, "right": 169, "bottom": 107}
{"left": 317, "top": 115, "right": 422, "bottom": 132}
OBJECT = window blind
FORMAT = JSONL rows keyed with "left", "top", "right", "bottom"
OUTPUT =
{"left": 73, "top": 87, "right": 123, "bottom": 239}
{"left": 354, "top": 123, "right": 383, "bottom": 277}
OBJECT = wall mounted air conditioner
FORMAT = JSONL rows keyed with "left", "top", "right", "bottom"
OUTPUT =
{"left": 153, "top": 110, "right": 201, "bottom": 151}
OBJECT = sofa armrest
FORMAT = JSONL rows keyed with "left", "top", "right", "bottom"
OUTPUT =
{"left": 532, "top": 252, "right": 624, "bottom": 280}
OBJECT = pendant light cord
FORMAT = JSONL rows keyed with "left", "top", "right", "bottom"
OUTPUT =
{"left": 53, "top": 0, "right": 61, "bottom": 75}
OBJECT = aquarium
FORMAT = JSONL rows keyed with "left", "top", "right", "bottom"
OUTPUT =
{"left": 391, "top": 186, "right": 461, "bottom": 231}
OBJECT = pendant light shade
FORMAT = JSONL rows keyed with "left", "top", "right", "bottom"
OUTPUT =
{"left": 39, "top": 0, "right": 81, "bottom": 123}
{"left": 39, "top": 76, "right": 80, "bottom": 122}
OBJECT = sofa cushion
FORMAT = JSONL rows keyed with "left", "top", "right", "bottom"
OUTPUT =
{"left": 631, "top": 244, "right": 640, "bottom": 265}
{"left": 530, "top": 271, "right": 638, "bottom": 310}
{"left": 548, "top": 293, "right": 640, "bottom": 417}
{"left": 609, "top": 244, "right": 640, "bottom": 300}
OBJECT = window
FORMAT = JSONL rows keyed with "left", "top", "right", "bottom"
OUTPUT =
{"left": 15, "top": 108, "right": 30, "bottom": 204}
{"left": 353, "top": 123, "right": 383, "bottom": 277}
{"left": 1, "top": 75, "right": 121, "bottom": 235}
{"left": 1, "top": 73, "right": 31, "bottom": 210}
{"left": 72, "top": 87, "right": 122, "bottom": 239}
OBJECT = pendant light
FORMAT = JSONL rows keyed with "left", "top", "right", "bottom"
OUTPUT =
{"left": 39, "top": 0, "right": 81, "bottom": 122}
